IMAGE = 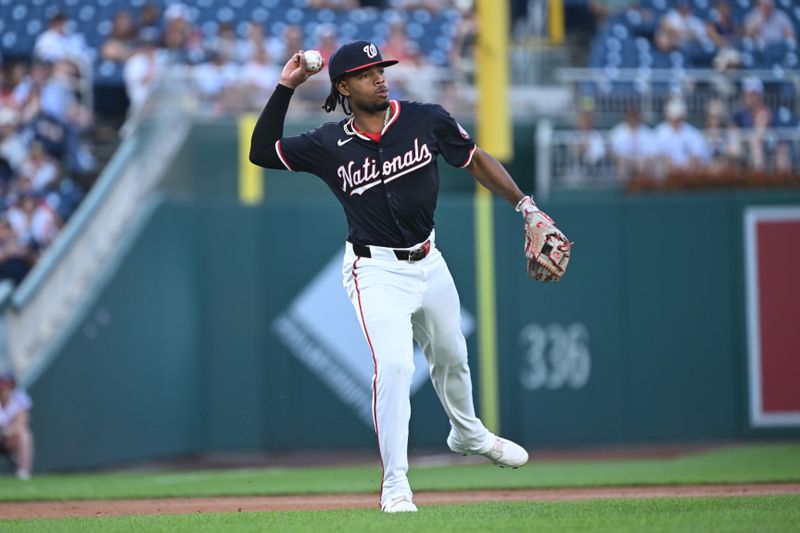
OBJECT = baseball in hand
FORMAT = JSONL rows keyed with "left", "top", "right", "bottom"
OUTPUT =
{"left": 303, "top": 50, "right": 323, "bottom": 72}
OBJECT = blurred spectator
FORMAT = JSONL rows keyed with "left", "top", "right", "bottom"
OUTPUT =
{"left": 123, "top": 28, "right": 167, "bottom": 113}
{"left": 0, "top": 109, "right": 26, "bottom": 174}
{"left": 193, "top": 51, "right": 239, "bottom": 114}
{"left": 1, "top": 64, "right": 26, "bottom": 108}
{"left": 0, "top": 221, "right": 31, "bottom": 284}
{"left": 33, "top": 12, "right": 91, "bottom": 70}
{"left": 137, "top": 3, "right": 162, "bottom": 35}
{"left": 654, "top": 98, "right": 710, "bottom": 174}
{"left": 267, "top": 25, "right": 304, "bottom": 66}
{"left": 730, "top": 77, "right": 791, "bottom": 171}
{"left": 568, "top": 106, "right": 607, "bottom": 180}
{"left": 706, "top": 0, "right": 741, "bottom": 48}
{"left": 7, "top": 193, "right": 60, "bottom": 253}
{"left": 101, "top": 11, "right": 139, "bottom": 64}
{"left": 0, "top": 373, "right": 33, "bottom": 480}
{"left": 239, "top": 45, "right": 281, "bottom": 108}
{"left": 206, "top": 22, "right": 244, "bottom": 64}
{"left": 703, "top": 98, "right": 740, "bottom": 170}
{"left": 744, "top": 0, "right": 796, "bottom": 48}
{"left": 381, "top": 22, "right": 417, "bottom": 64}
{"left": 162, "top": 3, "right": 205, "bottom": 64}
{"left": 18, "top": 142, "right": 59, "bottom": 195}
{"left": 655, "top": 0, "right": 707, "bottom": 52}
{"left": 312, "top": 24, "right": 340, "bottom": 65}
{"left": 609, "top": 104, "right": 657, "bottom": 181}
{"left": 12, "top": 61, "right": 51, "bottom": 117}
{"left": 40, "top": 61, "right": 79, "bottom": 124}
{"left": 237, "top": 22, "right": 271, "bottom": 65}
{"left": 392, "top": 42, "right": 439, "bottom": 102}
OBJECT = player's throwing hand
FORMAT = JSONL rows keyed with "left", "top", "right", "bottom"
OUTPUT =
{"left": 279, "top": 50, "right": 324, "bottom": 89}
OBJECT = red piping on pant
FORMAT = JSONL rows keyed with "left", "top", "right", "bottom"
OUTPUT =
{"left": 353, "top": 257, "right": 384, "bottom": 507}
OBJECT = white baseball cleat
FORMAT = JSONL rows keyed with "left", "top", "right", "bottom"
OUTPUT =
{"left": 448, "top": 432, "right": 529, "bottom": 469}
{"left": 382, "top": 496, "right": 418, "bottom": 513}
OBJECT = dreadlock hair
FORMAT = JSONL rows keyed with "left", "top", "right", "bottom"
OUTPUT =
{"left": 322, "top": 79, "right": 352, "bottom": 115}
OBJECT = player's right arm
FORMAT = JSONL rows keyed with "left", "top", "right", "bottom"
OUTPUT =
{"left": 248, "top": 51, "right": 322, "bottom": 169}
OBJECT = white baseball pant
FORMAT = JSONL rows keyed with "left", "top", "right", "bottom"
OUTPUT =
{"left": 342, "top": 231, "right": 494, "bottom": 508}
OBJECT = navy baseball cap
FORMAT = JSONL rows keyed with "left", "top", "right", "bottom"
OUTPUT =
{"left": 328, "top": 40, "right": 398, "bottom": 82}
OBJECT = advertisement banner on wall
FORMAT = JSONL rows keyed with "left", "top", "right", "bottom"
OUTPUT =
{"left": 744, "top": 206, "right": 800, "bottom": 428}
{"left": 271, "top": 253, "right": 474, "bottom": 427}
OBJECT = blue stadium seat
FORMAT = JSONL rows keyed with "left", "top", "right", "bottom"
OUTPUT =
{"left": 775, "top": 106, "right": 795, "bottom": 128}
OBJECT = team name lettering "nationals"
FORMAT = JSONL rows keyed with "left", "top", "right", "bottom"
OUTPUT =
{"left": 338, "top": 139, "right": 433, "bottom": 196}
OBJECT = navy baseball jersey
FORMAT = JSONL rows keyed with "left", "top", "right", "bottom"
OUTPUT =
{"left": 274, "top": 100, "right": 476, "bottom": 248}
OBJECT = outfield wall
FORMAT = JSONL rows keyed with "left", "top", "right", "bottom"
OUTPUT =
{"left": 24, "top": 122, "right": 800, "bottom": 471}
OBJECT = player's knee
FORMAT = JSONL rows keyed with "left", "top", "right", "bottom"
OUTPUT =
{"left": 377, "top": 358, "right": 415, "bottom": 379}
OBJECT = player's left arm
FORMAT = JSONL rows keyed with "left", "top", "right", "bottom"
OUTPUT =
{"left": 465, "top": 148, "right": 526, "bottom": 207}
{"left": 466, "top": 148, "right": 573, "bottom": 282}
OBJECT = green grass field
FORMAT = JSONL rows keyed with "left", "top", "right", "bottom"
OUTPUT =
{"left": 2, "top": 443, "right": 799, "bottom": 532}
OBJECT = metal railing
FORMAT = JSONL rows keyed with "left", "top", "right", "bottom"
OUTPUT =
{"left": 536, "top": 119, "right": 800, "bottom": 199}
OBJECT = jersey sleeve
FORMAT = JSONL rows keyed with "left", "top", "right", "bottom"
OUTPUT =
{"left": 432, "top": 105, "right": 477, "bottom": 168}
{"left": 275, "top": 128, "right": 327, "bottom": 174}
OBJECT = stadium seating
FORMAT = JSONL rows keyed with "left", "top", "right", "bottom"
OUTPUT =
{"left": 0, "top": 0, "right": 462, "bottom": 89}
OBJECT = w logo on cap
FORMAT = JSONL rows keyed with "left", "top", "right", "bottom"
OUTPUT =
{"left": 363, "top": 43, "right": 378, "bottom": 58}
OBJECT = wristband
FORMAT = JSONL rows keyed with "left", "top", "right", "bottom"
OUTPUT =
{"left": 515, "top": 196, "right": 538, "bottom": 217}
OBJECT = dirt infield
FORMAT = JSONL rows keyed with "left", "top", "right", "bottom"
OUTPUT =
{"left": 2, "top": 484, "right": 799, "bottom": 519}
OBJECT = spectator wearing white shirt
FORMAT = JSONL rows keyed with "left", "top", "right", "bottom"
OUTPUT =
{"left": 0, "top": 373, "right": 34, "bottom": 480}
{"left": 566, "top": 107, "right": 606, "bottom": 182}
{"left": 744, "top": 0, "right": 796, "bottom": 48}
{"left": 7, "top": 193, "right": 60, "bottom": 252}
{"left": 237, "top": 22, "right": 272, "bottom": 65}
{"left": 654, "top": 98, "right": 710, "bottom": 174}
{"left": 655, "top": 0, "right": 708, "bottom": 52}
{"left": 123, "top": 28, "right": 167, "bottom": 113}
{"left": 18, "top": 142, "right": 59, "bottom": 194}
{"left": 34, "top": 12, "right": 91, "bottom": 70}
{"left": 239, "top": 45, "right": 281, "bottom": 109}
{"left": 193, "top": 50, "right": 240, "bottom": 114}
{"left": 609, "top": 105, "right": 657, "bottom": 181}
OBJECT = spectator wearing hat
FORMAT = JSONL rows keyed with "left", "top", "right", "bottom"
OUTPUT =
{"left": 654, "top": 97, "right": 710, "bottom": 175}
{"left": 744, "top": 0, "right": 796, "bottom": 49}
{"left": 0, "top": 373, "right": 34, "bottom": 480}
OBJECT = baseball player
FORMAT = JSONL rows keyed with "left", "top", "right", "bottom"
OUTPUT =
{"left": 249, "top": 41, "right": 570, "bottom": 513}
{"left": 0, "top": 373, "right": 34, "bottom": 480}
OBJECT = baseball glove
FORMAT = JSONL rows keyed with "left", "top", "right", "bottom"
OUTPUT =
{"left": 523, "top": 210, "right": 572, "bottom": 283}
